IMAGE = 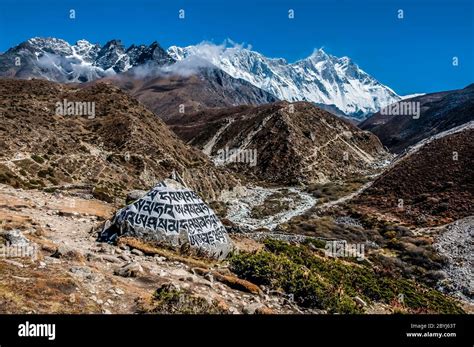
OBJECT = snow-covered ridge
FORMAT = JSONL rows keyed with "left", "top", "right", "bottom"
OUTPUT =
{"left": 401, "top": 93, "right": 426, "bottom": 100}
{"left": 168, "top": 43, "right": 401, "bottom": 118}
{"left": 3, "top": 37, "right": 174, "bottom": 83}
{"left": 3, "top": 37, "right": 402, "bottom": 118}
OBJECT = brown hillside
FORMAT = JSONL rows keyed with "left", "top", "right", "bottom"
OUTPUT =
{"left": 354, "top": 128, "right": 474, "bottom": 226}
{"left": 168, "top": 101, "right": 388, "bottom": 185}
{"left": 0, "top": 78, "right": 239, "bottom": 201}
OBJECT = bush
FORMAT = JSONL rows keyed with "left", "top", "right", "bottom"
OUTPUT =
{"left": 230, "top": 240, "right": 463, "bottom": 314}
{"left": 138, "top": 284, "right": 227, "bottom": 314}
{"left": 31, "top": 154, "right": 45, "bottom": 164}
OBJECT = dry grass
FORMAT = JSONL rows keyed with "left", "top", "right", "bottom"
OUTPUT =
{"left": 118, "top": 237, "right": 215, "bottom": 269}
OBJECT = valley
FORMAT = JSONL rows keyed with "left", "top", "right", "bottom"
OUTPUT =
{"left": 0, "top": 37, "right": 472, "bottom": 316}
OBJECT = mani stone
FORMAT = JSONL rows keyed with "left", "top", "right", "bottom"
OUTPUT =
{"left": 100, "top": 179, "right": 233, "bottom": 260}
{"left": 125, "top": 190, "right": 147, "bottom": 205}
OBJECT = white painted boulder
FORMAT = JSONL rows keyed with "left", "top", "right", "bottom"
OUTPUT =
{"left": 100, "top": 179, "right": 233, "bottom": 259}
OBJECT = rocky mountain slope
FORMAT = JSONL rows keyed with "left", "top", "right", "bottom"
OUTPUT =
{"left": 354, "top": 126, "right": 474, "bottom": 226}
{"left": 167, "top": 101, "right": 388, "bottom": 185}
{"left": 0, "top": 79, "right": 239, "bottom": 201}
{"left": 0, "top": 37, "right": 174, "bottom": 83}
{"left": 360, "top": 84, "right": 474, "bottom": 153}
{"left": 100, "top": 67, "right": 278, "bottom": 121}
{"left": 168, "top": 44, "right": 401, "bottom": 118}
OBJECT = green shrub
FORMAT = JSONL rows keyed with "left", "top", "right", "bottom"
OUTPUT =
{"left": 140, "top": 284, "right": 227, "bottom": 314}
{"left": 230, "top": 239, "right": 463, "bottom": 314}
{"left": 31, "top": 154, "right": 45, "bottom": 164}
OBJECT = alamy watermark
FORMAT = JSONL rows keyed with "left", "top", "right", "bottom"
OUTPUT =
{"left": 380, "top": 101, "right": 420, "bottom": 119}
{"left": 325, "top": 240, "right": 365, "bottom": 260}
{"left": 55, "top": 99, "right": 96, "bottom": 119}
{"left": 215, "top": 147, "right": 257, "bottom": 167}
{"left": 0, "top": 242, "right": 38, "bottom": 261}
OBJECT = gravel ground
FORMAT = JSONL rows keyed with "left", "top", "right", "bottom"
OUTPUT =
{"left": 433, "top": 216, "right": 473, "bottom": 304}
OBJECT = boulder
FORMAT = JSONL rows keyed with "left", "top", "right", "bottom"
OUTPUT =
{"left": 114, "top": 262, "right": 143, "bottom": 277}
{"left": 51, "top": 245, "right": 85, "bottom": 262}
{"left": 101, "top": 179, "right": 233, "bottom": 259}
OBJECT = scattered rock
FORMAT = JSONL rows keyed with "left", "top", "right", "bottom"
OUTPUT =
{"left": 2, "top": 259, "right": 24, "bottom": 268}
{"left": 0, "top": 229, "right": 30, "bottom": 246}
{"left": 118, "top": 254, "right": 131, "bottom": 262}
{"left": 354, "top": 296, "right": 367, "bottom": 308}
{"left": 58, "top": 211, "right": 80, "bottom": 217}
{"left": 119, "top": 244, "right": 129, "bottom": 251}
{"left": 101, "top": 255, "right": 121, "bottom": 263}
{"left": 131, "top": 249, "right": 144, "bottom": 256}
{"left": 204, "top": 273, "right": 214, "bottom": 283}
{"left": 154, "top": 255, "right": 166, "bottom": 262}
{"left": 256, "top": 306, "right": 275, "bottom": 314}
{"left": 98, "top": 245, "right": 114, "bottom": 254}
{"left": 243, "top": 303, "right": 263, "bottom": 314}
{"left": 228, "top": 306, "right": 239, "bottom": 314}
{"left": 85, "top": 252, "right": 100, "bottom": 262}
{"left": 114, "top": 262, "right": 143, "bottom": 277}
{"left": 51, "top": 245, "right": 85, "bottom": 262}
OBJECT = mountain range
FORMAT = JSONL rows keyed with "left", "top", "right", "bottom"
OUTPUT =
{"left": 0, "top": 37, "right": 174, "bottom": 83}
{"left": 0, "top": 37, "right": 402, "bottom": 118}
{"left": 168, "top": 43, "right": 401, "bottom": 118}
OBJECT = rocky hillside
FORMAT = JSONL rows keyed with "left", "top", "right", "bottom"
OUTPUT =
{"left": 168, "top": 101, "right": 388, "bottom": 185}
{"left": 0, "top": 79, "right": 239, "bottom": 201}
{"left": 101, "top": 67, "right": 278, "bottom": 121}
{"left": 360, "top": 84, "right": 474, "bottom": 153}
{"left": 354, "top": 127, "right": 474, "bottom": 226}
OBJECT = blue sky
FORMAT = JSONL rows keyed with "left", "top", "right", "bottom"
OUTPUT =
{"left": 0, "top": 0, "right": 472, "bottom": 95}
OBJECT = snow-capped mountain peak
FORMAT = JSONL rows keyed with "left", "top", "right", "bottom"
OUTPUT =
{"left": 0, "top": 37, "right": 175, "bottom": 83}
{"left": 167, "top": 43, "right": 401, "bottom": 118}
{"left": 1, "top": 37, "right": 400, "bottom": 118}
{"left": 27, "top": 37, "right": 73, "bottom": 56}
